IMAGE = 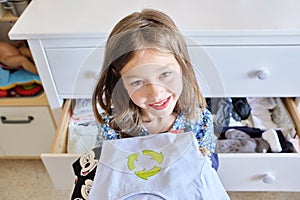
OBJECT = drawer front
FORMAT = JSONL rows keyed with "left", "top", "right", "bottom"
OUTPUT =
{"left": 45, "top": 47, "right": 105, "bottom": 98}
{"left": 0, "top": 106, "right": 55, "bottom": 156}
{"left": 46, "top": 45, "right": 300, "bottom": 98}
{"left": 218, "top": 153, "right": 300, "bottom": 191}
{"left": 41, "top": 153, "right": 80, "bottom": 190}
{"left": 188, "top": 46, "right": 300, "bottom": 97}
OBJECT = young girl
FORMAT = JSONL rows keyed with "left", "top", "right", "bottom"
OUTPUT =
{"left": 71, "top": 8, "right": 219, "bottom": 199}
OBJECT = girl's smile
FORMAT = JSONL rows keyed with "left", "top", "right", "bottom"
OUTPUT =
{"left": 148, "top": 96, "right": 171, "bottom": 110}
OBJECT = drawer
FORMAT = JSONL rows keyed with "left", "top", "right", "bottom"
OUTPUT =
{"left": 41, "top": 100, "right": 80, "bottom": 190}
{"left": 218, "top": 153, "right": 300, "bottom": 191}
{"left": 216, "top": 98, "right": 300, "bottom": 191}
{"left": 45, "top": 47, "right": 105, "bottom": 98}
{"left": 44, "top": 45, "right": 300, "bottom": 99}
{"left": 0, "top": 106, "right": 55, "bottom": 157}
{"left": 188, "top": 46, "right": 300, "bottom": 97}
{"left": 42, "top": 99, "right": 300, "bottom": 191}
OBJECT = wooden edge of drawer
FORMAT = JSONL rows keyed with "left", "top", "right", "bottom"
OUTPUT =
{"left": 50, "top": 99, "right": 72, "bottom": 154}
{"left": 0, "top": 92, "right": 49, "bottom": 106}
{"left": 0, "top": 155, "right": 41, "bottom": 159}
{"left": 282, "top": 98, "right": 300, "bottom": 138}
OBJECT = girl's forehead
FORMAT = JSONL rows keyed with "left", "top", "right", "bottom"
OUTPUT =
{"left": 120, "top": 49, "right": 180, "bottom": 76}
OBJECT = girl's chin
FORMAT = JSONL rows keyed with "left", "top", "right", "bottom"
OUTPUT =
{"left": 147, "top": 107, "right": 175, "bottom": 118}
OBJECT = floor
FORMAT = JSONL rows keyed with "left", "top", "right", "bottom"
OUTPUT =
{"left": 0, "top": 159, "right": 299, "bottom": 200}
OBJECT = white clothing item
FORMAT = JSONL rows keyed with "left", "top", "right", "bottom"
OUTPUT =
{"left": 246, "top": 97, "right": 294, "bottom": 130}
{"left": 246, "top": 97, "right": 277, "bottom": 110}
{"left": 251, "top": 112, "right": 277, "bottom": 129}
{"left": 271, "top": 98, "right": 295, "bottom": 129}
{"left": 68, "top": 99, "right": 99, "bottom": 154}
{"left": 68, "top": 119, "right": 98, "bottom": 154}
{"left": 89, "top": 132, "right": 229, "bottom": 200}
{"left": 262, "top": 129, "right": 282, "bottom": 153}
{"left": 247, "top": 97, "right": 277, "bottom": 129}
{"left": 73, "top": 99, "right": 93, "bottom": 116}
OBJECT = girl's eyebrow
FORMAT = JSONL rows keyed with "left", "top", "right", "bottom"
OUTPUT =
{"left": 122, "top": 63, "right": 175, "bottom": 79}
{"left": 122, "top": 74, "right": 142, "bottom": 79}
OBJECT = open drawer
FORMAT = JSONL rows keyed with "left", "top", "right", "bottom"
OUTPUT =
{"left": 42, "top": 99, "right": 300, "bottom": 191}
{"left": 41, "top": 100, "right": 80, "bottom": 190}
{"left": 218, "top": 98, "right": 300, "bottom": 191}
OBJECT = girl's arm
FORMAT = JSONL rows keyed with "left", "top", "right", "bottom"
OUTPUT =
{"left": 198, "top": 110, "right": 216, "bottom": 156}
{"left": 192, "top": 109, "right": 219, "bottom": 170}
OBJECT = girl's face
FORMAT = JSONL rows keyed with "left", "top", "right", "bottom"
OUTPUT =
{"left": 120, "top": 50, "right": 183, "bottom": 119}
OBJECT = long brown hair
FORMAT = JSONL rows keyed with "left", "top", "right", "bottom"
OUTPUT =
{"left": 92, "top": 9, "right": 206, "bottom": 135}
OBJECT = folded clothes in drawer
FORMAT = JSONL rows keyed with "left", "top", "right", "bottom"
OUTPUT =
{"left": 207, "top": 97, "right": 298, "bottom": 154}
{"left": 215, "top": 127, "right": 295, "bottom": 153}
{"left": 247, "top": 97, "right": 294, "bottom": 130}
{"left": 69, "top": 97, "right": 299, "bottom": 154}
{"left": 68, "top": 99, "right": 98, "bottom": 154}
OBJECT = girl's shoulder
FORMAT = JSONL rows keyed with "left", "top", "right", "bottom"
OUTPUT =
{"left": 199, "top": 108, "right": 213, "bottom": 124}
{"left": 177, "top": 108, "right": 212, "bottom": 123}
{"left": 97, "top": 111, "right": 120, "bottom": 140}
{"left": 172, "top": 108, "right": 212, "bottom": 130}
{"left": 99, "top": 111, "right": 113, "bottom": 124}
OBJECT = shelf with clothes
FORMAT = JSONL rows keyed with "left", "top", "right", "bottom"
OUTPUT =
{"left": 0, "top": 1, "right": 55, "bottom": 157}
{"left": 0, "top": 20, "right": 42, "bottom": 100}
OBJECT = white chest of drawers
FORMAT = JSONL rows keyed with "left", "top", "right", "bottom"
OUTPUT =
{"left": 9, "top": 0, "right": 300, "bottom": 191}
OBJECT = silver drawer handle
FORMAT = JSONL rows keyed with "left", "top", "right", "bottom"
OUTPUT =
{"left": 1, "top": 116, "right": 34, "bottom": 124}
{"left": 257, "top": 69, "right": 270, "bottom": 80}
{"left": 262, "top": 173, "right": 276, "bottom": 184}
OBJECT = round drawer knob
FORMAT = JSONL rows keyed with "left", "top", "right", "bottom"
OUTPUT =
{"left": 262, "top": 173, "right": 276, "bottom": 184}
{"left": 257, "top": 70, "right": 270, "bottom": 80}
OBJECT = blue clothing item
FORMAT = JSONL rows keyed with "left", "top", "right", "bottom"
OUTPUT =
{"left": 96, "top": 109, "right": 218, "bottom": 169}
{"left": 96, "top": 109, "right": 215, "bottom": 154}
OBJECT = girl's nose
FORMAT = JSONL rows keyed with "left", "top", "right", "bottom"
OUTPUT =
{"left": 145, "top": 83, "right": 164, "bottom": 99}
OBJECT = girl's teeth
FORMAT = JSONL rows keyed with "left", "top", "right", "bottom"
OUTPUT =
{"left": 153, "top": 98, "right": 167, "bottom": 106}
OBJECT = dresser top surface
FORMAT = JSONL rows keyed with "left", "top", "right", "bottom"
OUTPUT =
{"left": 9, "top": 0, "right": 300, "bottom": 40}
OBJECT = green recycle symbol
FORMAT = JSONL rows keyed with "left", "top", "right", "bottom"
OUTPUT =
{"left": 127, "top": 150, "right": 164, "bottom": 180}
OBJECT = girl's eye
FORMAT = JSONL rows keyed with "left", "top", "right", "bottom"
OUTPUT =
{"left": 160, "top": 72, "right": 172, "bottom": 79}
{"left": 130, "top": 80, "right": 145, "bottom": 87}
